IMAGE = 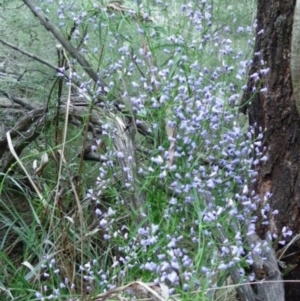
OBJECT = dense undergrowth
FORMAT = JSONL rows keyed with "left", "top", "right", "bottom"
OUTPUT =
{"left": 0, "top": 0, "right": 266, "bottom": 300}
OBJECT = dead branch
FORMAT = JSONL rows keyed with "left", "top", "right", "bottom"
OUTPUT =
{"left": 0, "top": 107, "right": 44, "bottom": 158}
{"left": 0, "top": 38, "right": 61, "bottom": 76}
{"left": 22, "top": 0, "right": 104, "bottom": 88}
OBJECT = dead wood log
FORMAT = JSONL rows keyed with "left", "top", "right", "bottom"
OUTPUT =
{"left": 246, "top": 231, "right": 284, "bottom": 301}
{"left": 0, "top": 95, "right": 149, "bottom": 222}
{"left": 113, "top": 115, "right": 147, "bottom": 221}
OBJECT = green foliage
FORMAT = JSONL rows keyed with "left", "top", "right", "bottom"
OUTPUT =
{"left": 0, "top": 0, "right": 258, "bottom": 300}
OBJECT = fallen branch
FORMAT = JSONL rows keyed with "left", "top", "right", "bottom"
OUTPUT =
{"left": 0, "top": 94, "right": 149, "bottom": 222}
{"left": 0, "top": 107, "right": 44, "bottom": 157}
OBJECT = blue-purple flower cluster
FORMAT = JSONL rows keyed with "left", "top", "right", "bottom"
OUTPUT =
{"left": 32, "top": 0, "right": 271, "bottom": 299}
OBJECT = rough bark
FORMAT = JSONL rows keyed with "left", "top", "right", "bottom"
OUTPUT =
{"left": 291, "top": 0, "right": 300, "bottom": 115}
{"left": 241, "top": 0, "right": 300, "bottom": 299}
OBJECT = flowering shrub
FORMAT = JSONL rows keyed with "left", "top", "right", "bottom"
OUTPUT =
{"left": 0, "top": 0, "right": 269, "bottom": 300}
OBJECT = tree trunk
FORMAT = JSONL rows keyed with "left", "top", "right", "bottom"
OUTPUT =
{"left": 241, "top": 0, "right": 300, "bottom": 299}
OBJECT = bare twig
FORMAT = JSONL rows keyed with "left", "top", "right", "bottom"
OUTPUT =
{"left": 69, "top": 178, "right": 84, "bottom": 293}
{"left": 0, "top": 38, "right": 85, "bottom": 93}
{"left": 22, "top": 0, "right": 104, "bottom": 88}
{"left": 0, "top": 38, "right": 60, "bottom": 73}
